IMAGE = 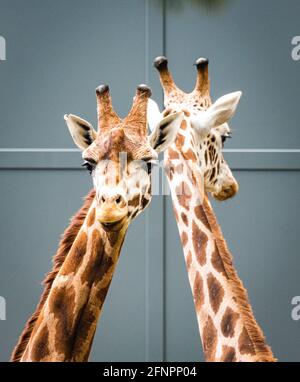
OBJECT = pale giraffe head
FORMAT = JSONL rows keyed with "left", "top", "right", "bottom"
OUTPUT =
{"left": 148, "top": 56, "right": 241, "bottom": 201}
{"left": 65, "top": 84, "right": 183, "bottom": 231}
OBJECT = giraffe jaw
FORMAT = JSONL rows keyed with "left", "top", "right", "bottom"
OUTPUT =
{"left": 100, "top": 216, "right": 129, "bottom": 232}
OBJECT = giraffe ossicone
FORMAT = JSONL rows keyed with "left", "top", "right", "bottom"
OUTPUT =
{"left": 152, "top": 56, "right": 276, "bottom": 362}
{"left": 11, "top": 84, "right": 182, "bottom": 362}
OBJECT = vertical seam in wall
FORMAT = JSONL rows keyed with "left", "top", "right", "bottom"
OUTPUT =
{"left": 144, "top": 0, "right": 150, "bottom": 362}
{"left": 162, "top": 0, "right": 167, "bottom": 363}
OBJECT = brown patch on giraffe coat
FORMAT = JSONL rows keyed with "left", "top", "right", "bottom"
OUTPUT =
{"left": 168, "top": 147, "right": 179, "bottom": 160}
{"left": 183, "top": 148, "right": 197, "bottom": 162}
{"left": 180, "top": 120, "right": 187, "bottom": 130}
{"left": 175, "top": 163, "right": 184, "bottom": 174}
{"left": 30, "top": 325, "right": 50, "bottom": 361}
{"left": 175, "top": 133, "right": 185, "bottom": 150}
{"left": 220, "top": 346, "right": 236, "bottom": 362}
{"left": 80, "top": 229, "right": 104, "bottom": 287}
{"left": 193, "top": 272, "right": 204, "bottom": 312}
{"left": 186, "top": 251, "right": 192, "bottom": 271}
{"left": 181, "top": 212, "right": 188, "bottom": 226}
{"left": 60, "top": 231, "right": 87, "bottom": 275}
{"left": 209, "top": 167, "right": 216, "bottom": 181}
{"left": 182, "top": 109, "right": 190, "bottom": 117}
{"left": 141, "top": 196, "right": 150, "bottom": 210}
{"left": 194, "top": 205, "right": 211, "bottom": 231}
{"left": 71, "top": 305, "right": 98, "bottom": 361}
{"left": 238, "top": 327, "right": 256, "bottom": 355}
{"left": 107, "top": 231, "right": 120, "bottom": 247}
{"left": 181, "top": 231, "right": 188, "bottom": 247}
{"left": 207, "top": 273, "right": 224, "bottom": 314}
{"left": 211, "top": 243, "right": 227, "bottom": 277}
{"left": 202, "top": 315, "right": 218, "bottom": 361}
{"left": 192, "top": 221, "right": 208, "bottom": 266}
{"left": 128, "top": 195, "right": 140, "bottom": 208}
{"left": 87, "top": 208, "right": 95, "bottom": 227}
{"left": 176, "top": 182, "right": 192, "bottom": 210}
{"left": 221, "top": 307, "right": 239, "bottom": 338}
{"left": 204, "top": 150, "right": 208, "bottom": 165}
{"left": 49, "top": 284, "right": 76, "bottom": 357}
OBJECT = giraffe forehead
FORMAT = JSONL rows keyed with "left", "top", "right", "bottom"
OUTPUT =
{"left": 84, "top": 128, "right": 153, "bottom": 162}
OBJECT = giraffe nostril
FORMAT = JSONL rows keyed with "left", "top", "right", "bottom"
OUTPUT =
{"left": 101, "top": 195, "right": 106, "bottom": 204}
{"left": 114, "top": 194, "right": 125, "bottom": 206}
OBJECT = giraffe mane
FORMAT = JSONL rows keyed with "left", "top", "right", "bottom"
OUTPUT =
{"left": 10, "top": 189, "right": 95, "bottom": 362}
{"left": 201, "top": 195, "right": 276, "bottom": 362}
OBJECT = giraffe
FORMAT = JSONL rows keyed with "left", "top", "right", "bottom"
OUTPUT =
{"left": 11, "top": 83, "right": 183, "bottom": 362}
{"left": 148, "top": 56, "right": 276, "bottom": 362}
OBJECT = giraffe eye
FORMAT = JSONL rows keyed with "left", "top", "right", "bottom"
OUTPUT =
{"left": 81, "top": 161, "right": 95, "bottom": 175}
{"left": 146, "top": 162, "right": 152, "bottom": 175}
{"left": 221, "top": 133, "right": 232, "bottom": 146}
{"left": 221, "top": 135, "right": 227, "bottom": 144}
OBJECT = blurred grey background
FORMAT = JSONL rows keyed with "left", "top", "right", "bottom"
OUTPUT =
{"left": 0, "top": 0, "right": 300, "bottom": 362}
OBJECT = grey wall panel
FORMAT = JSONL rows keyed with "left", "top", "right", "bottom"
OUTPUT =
{"left": 0, "top": 0, "right": 147, "bottom": 148}
{"left": 164, "top": 0, "right": 300, "bottom": 149}
{"left": 165, "top": 169, "right": 300, "bottom": 362}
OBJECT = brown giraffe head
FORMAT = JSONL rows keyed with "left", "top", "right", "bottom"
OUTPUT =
{"left": 149, "top": 56, "right": 241, "bottom": 201}
{"left": 65, "top": 84, "right": 183, "bottom": 230}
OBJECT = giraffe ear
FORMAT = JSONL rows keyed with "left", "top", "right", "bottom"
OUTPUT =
{"left": 64, "top": 114, "right": 97, "bottom": 150}
{"left": 149, "top": 111, "right": 184, "bottom": 153}
{"left": 191, "top": 91, "right": 242, "bottom": 132}
{"left": 147, "top": 98, "right": 162, "bottom": 132}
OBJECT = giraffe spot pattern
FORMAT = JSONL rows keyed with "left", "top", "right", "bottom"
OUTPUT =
{"left": 87, "top": 208, "right": 95, "bottom": 227}
{"left": 221, "top": 307, "right": 239, "bottom": 338}
{"left": 180, "top": 119, "right": 187, "bottom": 130}
{"left": 182, "top": 109, "right": 190, "bottom": 117}
{"left": 107, "top": 231, "right": 120, "bottom": 247}
{"left": 192, "top": 221, "right": 208, "bottom": 266}
{"left": 194, "top": 205, "right": 211, "bottom": 231}
{"left": 175, "top": 164, "right": 184, "bottom": 174}
{"left": 30, "top": 324, "right": 50, "bottom": 361}
{"left": 175, "top": 133, "right": 185, "bottom": 150}
{"left": 238, "top": 327, "right": 256, "bottom": 355}
{"left": 202, "top": 315, "right": 218, "bottom": 361}
{"left": 168, "top": 148, "right": 180, "bottom": 160}
{"left": 207, "top": 273, "right": 224, "bottom": 314}
{"left": 211, "top": 243, "right": 227, "bottom": 277}
{"left": 128, "top": 195, "right": 140, "bottom": 208}
{"left": 60, "top": 231, "right": 87, "bottom": 275}
{"left": 49, "top": 284, "right": 76, "bottom": 358}
{"left": 186, "top": 251, "right": 192, "bottom": 271}
{"left": 181, "top": 231, "right": 188, "bottom": 247}
{"left": 184, "top": 148, "right": 197, "bottom": 162}
{"left": 181, "top": 212, "right": 188, "bottom": 226}
{"left": 193, "top": 271, "right": 204, "bottom": 312}
{"left": 80, "top": 229, "right": 104, "bottom": 287}
{"left": 220, "top": 345, "right": 236, "bottom": 362}
{"left": 72, "top": 306, "right": 97, "bottom": 362}
{"left": 176, "top": 182, "right": 192, "bottom": 211}
{"left": 141, "top": 196, "right": 150, "bottom": 210}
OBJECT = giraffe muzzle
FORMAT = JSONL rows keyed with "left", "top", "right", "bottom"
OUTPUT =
{"left": 212, "top": 181, "right": 239, "bottom": 201}
{"left": 96, "top": 194, "right": 128, "bottom": 229}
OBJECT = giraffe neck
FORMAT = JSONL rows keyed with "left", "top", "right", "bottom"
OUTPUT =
{"left": 165, "top": 141, "right": 275, "bottom": 362}
{"left": 19, "top": 197, "right": 127, "bottom": 362}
